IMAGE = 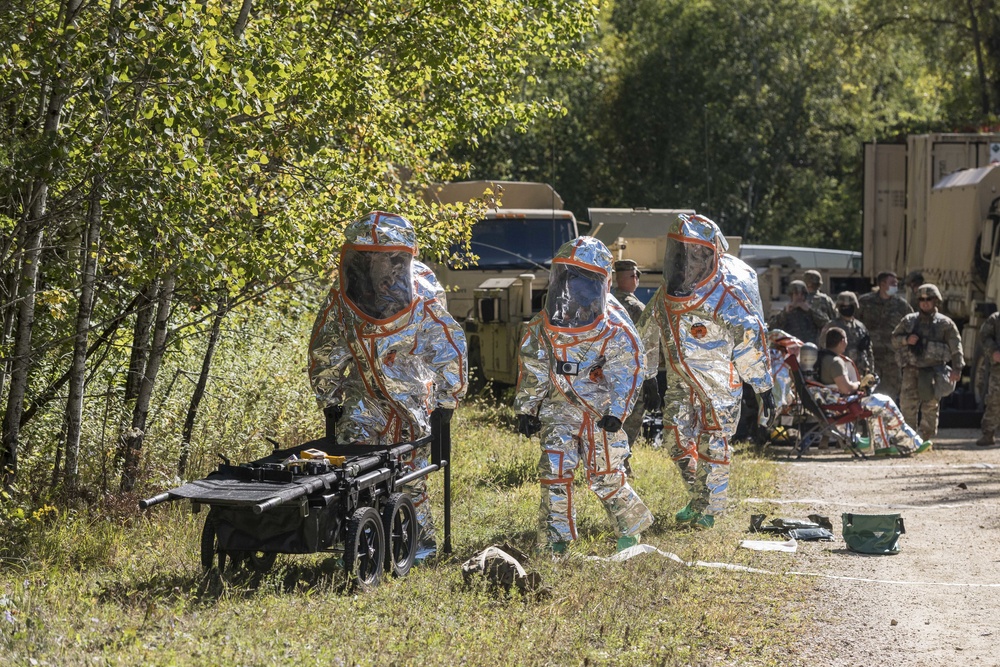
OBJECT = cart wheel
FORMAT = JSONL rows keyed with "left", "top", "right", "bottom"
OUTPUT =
{"left": 248, "top": 551, "right": 277, "bottom": 574}
{"left": 200, "top": 518, "right": 228, "bottom": 572}
{"left": 345, "top": 506, "right": 385, "bottom": 591}
{"left": 382, "top": 492, "right": 417, "bottom": 578}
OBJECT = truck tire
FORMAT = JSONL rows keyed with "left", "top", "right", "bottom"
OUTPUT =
{"left": 345, "top": 506, "right": 385, "bottom": 591}
{"left": 381, "top": 492, "right": 418, "bottom": 578}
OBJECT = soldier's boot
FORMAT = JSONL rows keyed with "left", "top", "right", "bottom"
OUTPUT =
{"left": 977, "top": 430, "right": 996, "bottom": 447}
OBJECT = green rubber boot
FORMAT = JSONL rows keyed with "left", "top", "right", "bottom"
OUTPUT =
{"left": 617, "top": 534, "right": 640, "bottom": 552}
{"left": 914, "top": 441, "right": 933, "bottom": 454}
{"left": 692, "top": 514, "right": 715, "bottom": 530}
{"left": 550, "top": 541, "right": 570, "bottom": 555}
{"left": 675, "top": 502, "right": 698, "bottom": 522}
{"left": 873, "top": 446, "right": 900, "bottom": 457}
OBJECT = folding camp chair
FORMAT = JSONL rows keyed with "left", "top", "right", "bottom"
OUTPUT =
{"left": 784, "top": 354, "right": 870, "bottom": 460}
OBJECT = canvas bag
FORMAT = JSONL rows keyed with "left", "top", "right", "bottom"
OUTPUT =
{"left": 841, "top": 513, "right": 905, "bottom": 554}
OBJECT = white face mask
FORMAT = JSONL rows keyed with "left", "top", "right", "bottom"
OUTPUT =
{"left": 886, "top": 285, "right": 898, "bottom": 296}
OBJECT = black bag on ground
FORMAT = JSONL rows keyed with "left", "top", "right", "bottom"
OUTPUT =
{"left": 841, "top": 513, "right": 905, "bottom": 554}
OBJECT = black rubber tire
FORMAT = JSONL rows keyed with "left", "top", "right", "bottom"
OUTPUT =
{"left": 247, "top": 551, "right": 277, "bottom": 574}
{"left": 344, "top": 506, "right": 385, "bottom": 591}
{"left": 200, "top": 518, "right": 216, "bottom": 571}
{"left": 381, "top": 492, "right": 418, "bottom": 578}
{"left": 200, "top": 518, "right": 233, "bottom": 573}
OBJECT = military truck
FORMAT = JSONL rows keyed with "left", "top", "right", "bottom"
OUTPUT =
{"left": 423, "top": 181, "right": 578, "bottom": 386}
{"left": 864, "top": 132, "right": 1000, "bottom": 408}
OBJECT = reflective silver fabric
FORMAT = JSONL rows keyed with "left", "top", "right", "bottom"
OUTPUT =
{"left": 515, "top": 236, "right": 654, "bottom": 545}
{"left": 308, "top": 211, "right": 468, "bottom": 559}
{"left": 638, "top": 214, "right": 772, "bottom": 517}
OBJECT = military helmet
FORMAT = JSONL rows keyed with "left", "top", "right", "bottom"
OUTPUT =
{"left": 788, "top": 280, "right": 808, "bottom": 296}
{"left": 803, "top": 269, "right": 823, "bottom": 287}
{"left": 917, "top": 283, "right": 942, "bottom": 302}
{"left": 836, "top": 291, "right": 859, "bottom": 307}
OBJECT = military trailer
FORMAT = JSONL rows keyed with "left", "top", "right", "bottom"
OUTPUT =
{"left": 864, "top": 132, "right": 1000, "bottom": 408}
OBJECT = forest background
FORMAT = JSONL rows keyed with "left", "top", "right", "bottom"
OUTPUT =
{"left": 1, "top": 0, "right": 999, "bottom": 535}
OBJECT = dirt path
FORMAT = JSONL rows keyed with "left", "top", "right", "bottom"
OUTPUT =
{"left": 770, "top": 428, "right": 1000, "bottom": 666}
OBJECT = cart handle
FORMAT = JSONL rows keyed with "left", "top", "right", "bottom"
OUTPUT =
{"left": 139, "top": 492, "right": 172, "bottom": 510}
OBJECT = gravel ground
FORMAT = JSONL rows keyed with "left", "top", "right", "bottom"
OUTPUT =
{"left": 763, "top": 428, "right": 1000, "bottom": 666}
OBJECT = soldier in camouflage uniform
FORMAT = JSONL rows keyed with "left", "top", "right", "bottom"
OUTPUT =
{"left": 904, "top": 270, "right": 925, "bottom": 310}
{"left": 821, "top": 291, "right": 874, "bottom": 376}
{"left": 857, "top": 271, "right": 912, "bottom": 403}
{"left": 768, "top": 280, "right": 829, "bottom": 345}
{"left": 611, "top": 259, "right": 657, "bottom": 448}
{"left": 976, "top": 310, "right": 1000, "bottom": 447}
{"left": 804, "top": 269, "right": 836, "bottom": 322}
{"left": 891, "top": 284, "right": 964, "bottom": 440}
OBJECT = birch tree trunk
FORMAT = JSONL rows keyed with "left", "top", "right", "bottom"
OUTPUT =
{"left": 0, "top": 0, "right": 86, "bottom": 486}
{"left": 120, "top": 274, "right": 174, "bottom": 492}
{"left": 63, "top": 181, "right": 103, "bottom": 490}
{"left": 177, "top": 299, "right": 226, "bottom": 477}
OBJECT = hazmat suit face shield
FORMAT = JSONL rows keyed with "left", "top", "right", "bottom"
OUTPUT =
{"left": 546, "top": 263, "right": 608, "bottom": 329}
{"left": 341, "top": 248, "right": 414, "bottom": 321}
{"left": 664, "top": 237, "right": 718, "bottom": 297}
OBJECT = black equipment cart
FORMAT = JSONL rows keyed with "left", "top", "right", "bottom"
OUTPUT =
{"left": 140, "top": 419, "right": 452, "bottom": 590}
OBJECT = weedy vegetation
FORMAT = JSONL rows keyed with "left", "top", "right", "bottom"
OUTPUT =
{"left": 2, "top": 392, "right": 815, "bottom": 666}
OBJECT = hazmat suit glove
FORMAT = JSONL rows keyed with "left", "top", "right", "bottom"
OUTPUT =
{"left": 641, "top": 378, "right": 662, "bottom": 412}
{"left": 323, "top": 404, "right": 344, "bottom": 440}
{"left": 756, "top": 392, "right": 776, "bottom": 430}
{"left": 432, "top": 407, "right": 454, "bottom": 425}
{"left": 517, "top": 414, "right": 542, "bottom": 437}
{"left": 597, "top": 414, "right": 623, "bottom": 433}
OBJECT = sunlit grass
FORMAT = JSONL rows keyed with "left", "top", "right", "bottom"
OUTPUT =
{"left": 1, "top": 402, "right": 814, "bottom": 666}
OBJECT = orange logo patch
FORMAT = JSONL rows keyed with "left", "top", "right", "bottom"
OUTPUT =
{"left": 691, "top": 323, "right": 708, "bottom": 339}
{"left": 384, "top": 350, "right": 397, "bottom": 367}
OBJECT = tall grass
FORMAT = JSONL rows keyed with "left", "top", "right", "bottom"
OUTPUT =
{"left": 1, "top": 399, "right": 814, "bottom": 666}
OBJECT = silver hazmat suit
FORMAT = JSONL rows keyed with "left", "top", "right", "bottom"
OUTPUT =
{"left": 308, "top": 211, "right": 468, "bottom": 559}
{"left": 515, "top": 236, "right": 654, "bottom": 547}
{"left": 638, "top": 214, "right": 772, "bottom": 518}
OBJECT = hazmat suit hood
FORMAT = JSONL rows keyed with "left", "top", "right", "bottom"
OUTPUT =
{"left": 340, "top": 211, "right": 417, "bottom": 322}
{"left": 545, "top": 236, "right": 613, "bottom": 330}
{"left": 662, "top": 214, "right": 726, "bottom": 299}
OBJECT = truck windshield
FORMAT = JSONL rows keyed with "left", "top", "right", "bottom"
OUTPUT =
{"left": 451, "top": 217, "right": 576, "bottom": 270}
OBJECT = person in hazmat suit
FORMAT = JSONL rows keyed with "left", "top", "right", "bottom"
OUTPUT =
{"left": 515, "top": 236, "right": 654, "bottom": 554}
{"left": 308, "top": 211, "right": 468, "bottom": 562}
{"left": 638, "top": 214, "right": 774, "bottom": 529}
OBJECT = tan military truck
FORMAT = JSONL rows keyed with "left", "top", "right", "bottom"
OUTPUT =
{"left": 864, "top": 132, "right": 1000, "bottom": 409}
{"left": 423, "top": 181, "right": 579, "bottom": 386}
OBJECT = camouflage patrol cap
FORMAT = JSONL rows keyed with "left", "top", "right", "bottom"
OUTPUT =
{"left": 803, "top": 269, "right": 823, "bottom": 287}
{"left": 788, "top": 280, "right": 808, "bottom": 295}
{"left": 905, "top": 270, "right": 924, "bottom": 287}
{"left": 917, "top": 283, "right": 942, "bottom": 302}
{"left": 614, "top": 259, "right": 640, "bottom": 274}
{"left": 836, "top": 291, "right": 859, "bottom": 307}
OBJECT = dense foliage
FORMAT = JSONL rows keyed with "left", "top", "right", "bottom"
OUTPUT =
{"left": 457, "top": 0, "right": 1000, "bottom": 248}
{"left": 0, "top": 0, "right": 600, "bottom": 496}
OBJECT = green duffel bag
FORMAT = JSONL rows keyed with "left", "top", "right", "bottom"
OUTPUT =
{"left": 841, "top": 513, "right": 905, "bottom": 555}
